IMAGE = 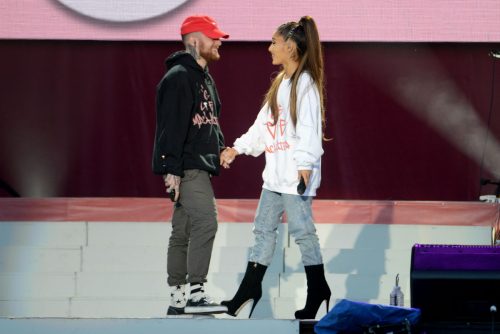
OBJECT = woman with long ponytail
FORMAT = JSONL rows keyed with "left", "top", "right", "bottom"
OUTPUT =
{"left": 220, "top": 16, "right": 331, "bottom": 319}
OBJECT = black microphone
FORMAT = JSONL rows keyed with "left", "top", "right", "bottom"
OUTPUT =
{"left": 297, "top": 176, "right": 306, "bottom": 195}
{"left": 169, "top": 189, "right": 176, "bottom": 202}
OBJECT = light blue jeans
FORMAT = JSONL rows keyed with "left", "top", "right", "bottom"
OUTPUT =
{"left": 249, "top": 189, "right": 323, "bottom": 266}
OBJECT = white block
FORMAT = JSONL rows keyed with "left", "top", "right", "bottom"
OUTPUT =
{"left": 274, "top": 297, "right": 329, "bottom": 320}
{"left": 86, "top": 222, "right": 287, "bottom": 248}
{"left": 76, "top": 272, "right": 168, "bottom": 298}
{"left": 82, "top": 246, "right": 166, "bottom": 272}
{"left": 0, "top": 299, "right": 70, "bottom": 317}
{"left": 208, "top": 272, "right": 280, "bottom": 301}
{"left": 404, "top": 225, "right": 491, "bottom": 246}
{"left": 214, "top": 223, "right": 288, "bottom": 248}
{"left": 309, "top": 224, "right": 491, "bottom": 250}
{"left": 0, "top": 247, "right": 81, "bottom": 273}
{"left": 70, "top": 297, "right": 168, "bottom": 318}
{"left": 0, "top": 273, "right": 75, "bottom": 299}
{"left": 214, "top": 224, "right": 254, "bottom": 247}
{"left": 280, "top": 273, "right": 410, "bottom": 304}
{"left": 0, "top": 222, "right": 86, "bottom": 247}
{"left": 87, "top": 222, "right": 170, "bottom": 246}
{"left": 284, "top": 247, "right": 412, "bottom": 275}
{"left": 81, "top": 246, "right": 284, "bottom": 274}
{"left": 210, "top": 247, "right": 284, "bottom": 273}
{"left": 74, "top": 272, "right": 280, "bottom": 318}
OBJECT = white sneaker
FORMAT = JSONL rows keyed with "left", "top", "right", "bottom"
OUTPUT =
{"left": 184, "top": 294, "right": 228, "bottom": 314}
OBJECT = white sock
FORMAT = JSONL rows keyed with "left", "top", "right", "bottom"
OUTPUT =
{"left": 170, "top": 284, "right": 186, "bottom": 308}
{"left": 189, "top": 282, "right": 204, "bottom": 302}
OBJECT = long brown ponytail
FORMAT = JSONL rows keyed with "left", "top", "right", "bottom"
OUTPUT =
{"left": 263, "top": 16, "right": 327, "bottom": 137}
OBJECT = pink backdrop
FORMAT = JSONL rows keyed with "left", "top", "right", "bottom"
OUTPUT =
{"left": 1, "top": 0, "right": 500, "bottom": 42}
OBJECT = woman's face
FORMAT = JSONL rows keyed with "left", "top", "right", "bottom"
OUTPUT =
{"left": 268, "top": 31, "right": 291, "bottom": 66}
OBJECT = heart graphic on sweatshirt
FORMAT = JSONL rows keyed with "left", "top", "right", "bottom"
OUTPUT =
{"left": 266, "top": 122, "right": 277, "bottom": 139}
{"left": 266, "top": 119, "right": 287, "bottom": 140}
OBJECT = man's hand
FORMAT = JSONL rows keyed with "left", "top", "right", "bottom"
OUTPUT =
{"left": 163, "top": 174, "right": 181, "bottom": 202}
{"left": 220, "top": 147, "right": 239, "bottom": 169}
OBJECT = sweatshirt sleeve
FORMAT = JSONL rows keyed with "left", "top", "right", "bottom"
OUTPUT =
{"left": 233, "top": 105, "right": 268, "bottom": 157}
{"left": 293, "top": 74, "right": 324, "bottom": 169}
{"left": 216, "top": 99, "right": 226, "bottom": 151}
{"left": 152, "top": 68, "right": 193, "bottom": 177}
{"left": 218, "top": 127, "right": 226, "bottom": 152}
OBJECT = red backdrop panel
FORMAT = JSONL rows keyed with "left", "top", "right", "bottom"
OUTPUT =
{"left": 0, "top": 40, "right": 499, "bottom": 200}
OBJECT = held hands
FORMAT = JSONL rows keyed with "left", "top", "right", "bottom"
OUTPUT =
{"left": 220, "top": 147, "right": 239, "bottom": 169}
{"left": 163, "top": 174, "right": 180, "bottom": 202}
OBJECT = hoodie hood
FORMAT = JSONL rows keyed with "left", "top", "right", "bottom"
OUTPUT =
{"left": 165, "top": 51, "right": 204, "bottom": 74}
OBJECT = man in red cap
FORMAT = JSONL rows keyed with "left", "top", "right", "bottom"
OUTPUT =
{"left": 152, "top": 15, "right": 229, "bottom": 316}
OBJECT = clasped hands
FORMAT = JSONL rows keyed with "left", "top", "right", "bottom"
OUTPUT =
{"left": 220, "top": 147, "right": 239, "bottom": 169}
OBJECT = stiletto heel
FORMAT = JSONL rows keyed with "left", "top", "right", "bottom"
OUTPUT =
{"left": 228, "top": 296, "right": 261, "bottom": 317}
{"left": 295, "top": 264, "right": 332, "bottom": 319}
{"left": 248, "top": 296, "right": 261, "bottom": 318}
{"left": 221, "top": 262, "right": 267, "bottom": 318}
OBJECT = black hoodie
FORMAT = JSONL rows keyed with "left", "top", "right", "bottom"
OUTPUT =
{"left": 152, "top": 51, "right": 225, "bottom": 177}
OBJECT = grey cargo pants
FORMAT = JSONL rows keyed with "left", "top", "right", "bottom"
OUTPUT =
{"left": 167, "top": 169, "right": 218, "bottom": 286}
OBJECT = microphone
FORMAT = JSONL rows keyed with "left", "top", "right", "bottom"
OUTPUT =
{"left": 491, "top": 305, "right": 497, "bottom": 334}
{"left": 169, "top": 189, "right": 176, "bottom": 202}
{"left": 297, "top": 176, "right": 306, "bottom": 195}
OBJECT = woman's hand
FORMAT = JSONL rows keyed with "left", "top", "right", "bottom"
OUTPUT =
{"left": 298, "top": 169, "right": 312, "bottom": 187}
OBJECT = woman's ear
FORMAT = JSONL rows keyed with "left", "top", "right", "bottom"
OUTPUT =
{"left": 287, "top": 41, "right": 297, "bottom": 59}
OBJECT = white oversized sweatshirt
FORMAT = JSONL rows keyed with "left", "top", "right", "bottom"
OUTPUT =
{"left": 233, "top": 72, "right": 324, "bottom": 196}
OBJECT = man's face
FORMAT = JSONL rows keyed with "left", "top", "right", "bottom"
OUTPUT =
{"left": 198, "top": 33, "right": 222, "bottom": 63}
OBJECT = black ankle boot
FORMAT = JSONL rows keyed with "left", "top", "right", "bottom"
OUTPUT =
{"left": 221, "top": 262, "right": 267, "bottom": 318}
{"left": 295, "top": 264, "right": 331, "bottom": 319}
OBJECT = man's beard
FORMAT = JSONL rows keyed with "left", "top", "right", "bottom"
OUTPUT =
{"left": 199, "top": 47, "right": 220, "bottom": 64}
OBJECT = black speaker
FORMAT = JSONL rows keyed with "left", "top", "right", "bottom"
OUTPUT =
{"left": 410, "top": 244, "right": 500, "bottom": 324}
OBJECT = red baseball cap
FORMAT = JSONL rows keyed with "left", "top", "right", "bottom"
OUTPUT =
{"left": 180, "top": 15, "right": 229, "bottom": 39}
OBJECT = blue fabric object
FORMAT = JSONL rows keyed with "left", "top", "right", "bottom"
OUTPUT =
{"left": 315, "top": 299, "right": 421, "bottom": 334}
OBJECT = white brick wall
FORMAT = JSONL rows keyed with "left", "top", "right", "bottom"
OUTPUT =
{"left": 0, "top": 221, "right": 492, "bottom": 319}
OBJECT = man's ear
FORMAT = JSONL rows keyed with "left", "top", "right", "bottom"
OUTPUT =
{"left": 184, "top": 33, "right": 198, "bottom": 48}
